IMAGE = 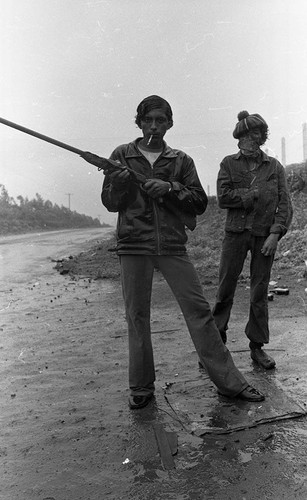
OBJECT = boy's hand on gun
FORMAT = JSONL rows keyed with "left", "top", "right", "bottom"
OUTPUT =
{"left": 109, "top": 167, "right": 130, "bottom": 187}
{"left": 143, "top": 179, "right": 172, "bottom": 199}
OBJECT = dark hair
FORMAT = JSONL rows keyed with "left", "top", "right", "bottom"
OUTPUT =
{"left": 135, "top": 95, "right": 173, "bottom": 128}
{"left": 259, "top": 128, "right": 269, "bottom": 145}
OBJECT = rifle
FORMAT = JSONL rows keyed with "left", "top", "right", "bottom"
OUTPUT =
{"left": 0, "top": 117, "right": 196, "bottom": 229}
{"left": 0, "top": 117, "right": 146, "bottom": 184}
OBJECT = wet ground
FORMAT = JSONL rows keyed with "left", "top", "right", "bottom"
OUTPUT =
{"left": 0, "top": 229, "right": 307, "bottom": 499}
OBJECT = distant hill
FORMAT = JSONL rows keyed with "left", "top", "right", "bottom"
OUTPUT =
{"left": 0, "top": 184, "right": 110, "bottom": 235}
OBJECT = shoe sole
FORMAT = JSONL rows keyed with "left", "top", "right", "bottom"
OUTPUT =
{"left": 218, "top": 390, "right": 265, "bottom": 402}
{"left": 129, "top": 394, "right": 153, "bottom": 410}
{"left": 237, "top": 394, "right": 265, "bottom": 402}
{"left": 251, "top": 355, "right": 276, "bottom": 370}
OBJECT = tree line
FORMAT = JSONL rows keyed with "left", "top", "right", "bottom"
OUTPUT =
{"left": 0, "top": 185, "right": 109, "bottom": 235}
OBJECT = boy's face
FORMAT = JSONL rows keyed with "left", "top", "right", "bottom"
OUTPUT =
{"left": 140, "top": 108, "right": 172, "bottom": 148}
{"left": 247, "top": 127, "right": 263, "bottom": 144}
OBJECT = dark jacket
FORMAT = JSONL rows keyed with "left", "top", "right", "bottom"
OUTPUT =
{"left": 217, "top": 151, "right": 292, "bottom": 237}
{"left": 101, "top": 139, "right": 208, "bottom": 254}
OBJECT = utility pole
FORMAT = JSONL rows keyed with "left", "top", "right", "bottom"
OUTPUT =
{"left": 281, "top": 137, "right": 286, "bottom": 166}
{"left": 65, "top": 193, "right": 73, "bottom": 210}
{"left": 303, "top": 123, "right": 307, "bottom": 161}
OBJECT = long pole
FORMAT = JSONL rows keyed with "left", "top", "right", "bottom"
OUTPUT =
{"left": 0, "top": 115, "right": 149, "bottom": 179}
{"left": 0, "top": 117, "right": 84, "bottom": 155}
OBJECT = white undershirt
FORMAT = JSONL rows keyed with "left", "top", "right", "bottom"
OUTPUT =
{"left": 138, "top": 146, "right": 162, "bottom": 166}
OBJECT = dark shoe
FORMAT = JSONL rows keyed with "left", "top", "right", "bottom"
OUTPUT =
{"left": 237, "top": 385, "right": 265, "bottom": 402}
{"left": 250, "top": 348, "right": 276, "bottom": 369}
{"left": 129, "top": 394, "right": 153, "bottom": 410}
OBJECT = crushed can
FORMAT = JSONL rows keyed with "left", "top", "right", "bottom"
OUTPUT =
{"left": 271, "top": 288, "right": 289, "bottom": 295}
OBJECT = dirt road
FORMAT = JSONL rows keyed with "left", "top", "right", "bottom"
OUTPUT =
{"left": 1, "top": 230, "right": 307, "bottom": 499}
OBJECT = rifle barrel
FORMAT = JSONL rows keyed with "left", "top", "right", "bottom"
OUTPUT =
{"left": 0, "top": 117, "right": 84, "bottom": 155}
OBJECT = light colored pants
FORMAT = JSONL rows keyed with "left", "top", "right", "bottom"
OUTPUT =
{"left": 120, "top": 254, "right": 248, "bottom": 397}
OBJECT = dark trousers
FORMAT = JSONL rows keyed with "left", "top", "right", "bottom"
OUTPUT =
{"left": 212, "top": 231, "right": 274, "bottom": 346}
{"left": 120, "top": 254, "right": 248, "bottom": 398}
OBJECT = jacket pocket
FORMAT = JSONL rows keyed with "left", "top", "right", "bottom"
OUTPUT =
{"left": 266, "top": 172, "right": 277, "bottom": 182}
{"left": 231, "top": 171, "right": 250, "bottom": 187}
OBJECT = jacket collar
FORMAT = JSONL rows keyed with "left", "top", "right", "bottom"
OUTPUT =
{"left": 234, "top": 149, "right": 270, "bottom": 163}
{"left": 125, "top": 138, "right": 179, "bottom": 159}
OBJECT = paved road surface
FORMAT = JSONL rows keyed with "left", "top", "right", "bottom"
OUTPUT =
{"left": 0, "top": 227, "right": 113, "bottom": 288}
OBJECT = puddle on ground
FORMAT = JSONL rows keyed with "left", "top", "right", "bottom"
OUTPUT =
{"left": 263, "top": 424, "right": 307, "bottom": 462}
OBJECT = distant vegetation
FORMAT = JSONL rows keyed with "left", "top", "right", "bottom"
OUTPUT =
{"left": 285, "top": 160, "right": 307, "bottom": 195}
{"left": 0, "top": 184, "right": 110, "bottom": 235}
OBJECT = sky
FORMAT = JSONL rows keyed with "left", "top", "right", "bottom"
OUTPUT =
{"left": 1, "top": 0, "right": 307, "bottom": 225}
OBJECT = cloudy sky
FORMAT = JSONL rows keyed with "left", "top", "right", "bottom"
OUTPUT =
{"left": 1, "top": 0, "right": 307, "bottom": 225}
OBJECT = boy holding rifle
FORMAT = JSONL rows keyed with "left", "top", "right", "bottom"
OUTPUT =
{"left": 98, "top": 95, "right": 264, "bottom": 409}
{"left": 0, "top": 98, "right": 265, "bottom": 409}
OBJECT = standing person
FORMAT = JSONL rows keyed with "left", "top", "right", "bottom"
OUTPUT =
{"left": 100, "top": 96, "right": 264, "bottom": 409}
{"left": 212, "top": 110, "right": 292, "bottom": 369}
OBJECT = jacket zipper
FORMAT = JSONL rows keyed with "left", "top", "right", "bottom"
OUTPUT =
{"left": 152, "top": 198, "right": 161, "bottom": 254}
{"left": 137, "top": 151, "right": 162, "bottom": 254}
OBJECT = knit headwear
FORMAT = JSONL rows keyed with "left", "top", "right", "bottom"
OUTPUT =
{"left": 135, "top": 95, "right": 173, "bottom": 128}
{"left": 233, "top": 110, "right": 268, "bottom": 139}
